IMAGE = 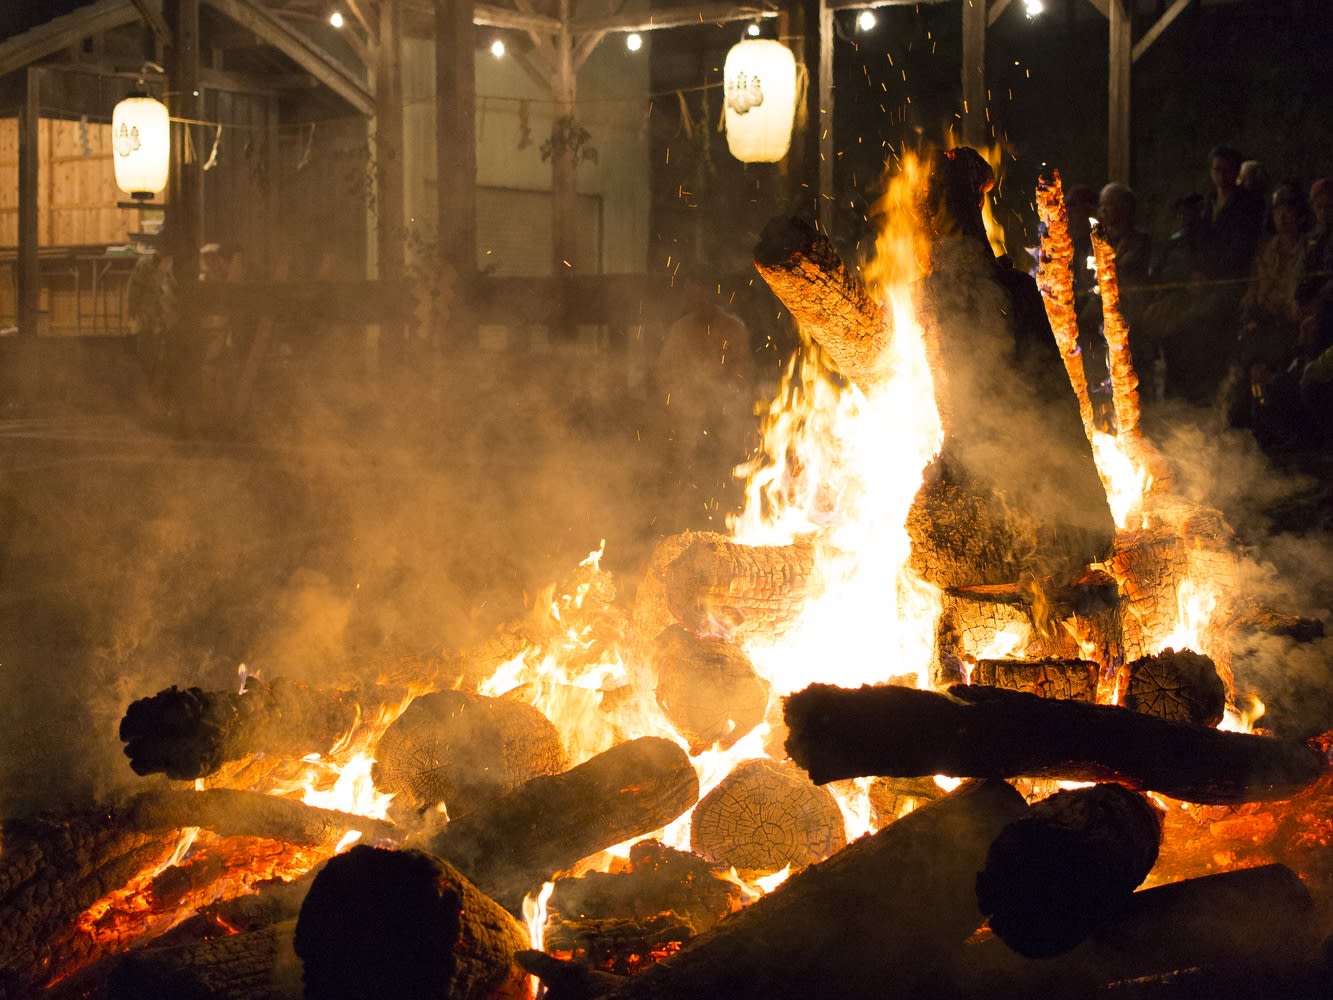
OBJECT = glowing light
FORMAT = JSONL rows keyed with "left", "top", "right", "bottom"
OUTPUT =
{"left": 626, "top": 32, "right": 642, "bottom": 51}
{"left": 722, "top": 39, "right": 798, "bottom": 163}
{"left": 111, "top": 94, "right": 170, "bottom": 199}
{"left": 490, "top": 38, "right": 505, "bottom": 57}
{"left": 746, "top": 21, "right": 761, "bottom": 36}
{"left": 328, "top": 10, "right": 344, "bottom": 27}
{"left": 857, "top": 9, "right": 876, "bottom": 31}
{"left": 1024, "top": 0, "right": 1044, "bottom": 17}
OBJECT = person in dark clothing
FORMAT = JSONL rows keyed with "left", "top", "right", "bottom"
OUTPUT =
{"left": 1200, "top": 145, "right": 1266, "bottom": 283}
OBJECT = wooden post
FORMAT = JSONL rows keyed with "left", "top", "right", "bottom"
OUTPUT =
{"left": 376, "top": 0, "right": 406, "bottom": 359}
{"left": 551, "top": 0, "right": 578, "bottom": 340}
{"left": 436, "top": 0, "right": 477, "bottom": 348}
{"left": 791, "top": 0, "right": 822, "bottom": 222}
{"left": 817, "top": 0, "right": 833, "bottom": 232}
{"left": 1107, "top": 0, "right": 1131, "bottom": 183}
{"left": 17, "top": 67, "right": 40, "bottom": 339}
{"left": 961, "top": 0, "right": 987, "bottom": 147}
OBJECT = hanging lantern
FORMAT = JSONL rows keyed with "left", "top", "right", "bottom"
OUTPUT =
{"left": 112, "top": 94, "right": 170, "bottom": 199}
{"left": 722, "top": 38, "right": 798, "bottom": 164}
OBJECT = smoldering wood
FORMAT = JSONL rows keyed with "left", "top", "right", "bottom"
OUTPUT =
{"left": 106, "top": 920, "right": 302, "bottom": 1000}
{"left": 783, "top": 682, "right": 1326, "bottom": 804}
{"left": 752, "top": 215, "right": 890, "bottom": 389}
{"left": 129, "top": 788, "right": 401, "bottom": 847}
{"left": 650, "top": 626, "right": 769, "bottom": 755}
{"left": 970, "top": 657, "right": 1100, "bottom": 702}
{"left": 940, "top": 864, "right": 1319, "bottom": 1000}
{"left": 867, "top": 775, "right": 948, "bottom": 824}
{"left": 292, "top": 845, "right": 528, "bottom": 1000}
{"left": 544, "top": 913, "right": 694, "bottom": 978}
{"left": 661, "top": 532, "right": 815, "bottom": 644}
{"left": 372, "top": 689, "right": 567, "bottom": 816}
{"left": 975, "top": 783, "right": 1163, "bottom": 957}
{"left": 631, "top": 532, "right": 701, "bottom": 657}
{"left": 549, "top": 841, "right": 740, "bottom": 938}
{"left": 689, "top": 758, "right": 845, "bottom": 873}
{"left": 552, "top": 779, "right": 1029, "bottom": 1000}
{"left": 429, "top": 737, "right": 699, "bottom": 909}
{"left": 119, "top": 677, "right": 360, "bottom": 781}
{"left": 1123, "top": 648, "right": 1227, "bottom": 726}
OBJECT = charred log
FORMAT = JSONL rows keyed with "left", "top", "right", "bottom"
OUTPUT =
{"left": 539, "top": 779, "right": 1028, "bottom": 1000}
{"left": 107, "top": 920, "right": 302, "bottom": 1000}
{"left": 549, "top": 840, "right": 740, "bottom": 937}
{"left": 119, "top": 678, "right": 360, "bottom": 781}
{"left": 783, "top": 682, "right": 1326, "bottom": 804}
{"left": 430, "top": 737, "right": 699, "bottom": 909}
{"left": 662, "top": 533, "right": 815, "bottom": 644}
{"left": 650, "top": 626, "right": 769, "bottom": 755}
{"left": 292, "top": 845, "right": 528, "bottom": 1000}
{"left": 867, "top": 775, "right": 948, "bottom": 824}
{"left": 545, "top": 914, "right": 693, "bottom": 978}
{"left": 372, "top": 690, "right": 567, "bottom": 816}
{"left": 689, "top": 758, "right": 845, "bottom": 873}
{"left": 752, "top": 215, "right": 889, "bottom": 388}
{"left": 976, "top": 783, "right": 1163, "bottom": 957}
{"left": 971, "top": 658, "right": 1100, "bottom": 702}
{"left": 1123, "top": 648, "right": 1227, "bottom": 726}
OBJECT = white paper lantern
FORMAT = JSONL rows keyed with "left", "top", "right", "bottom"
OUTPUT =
{"left": 112, "top": 95, "right": 170, "bottom": 199}
{"left": 723, "top": 39, "right": 798, "bottom": 164}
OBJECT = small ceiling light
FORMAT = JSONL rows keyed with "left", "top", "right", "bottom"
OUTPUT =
{"left": 1024, "top": 0, "right": 1043, "bottom": 17}
{"left": 626, "top": 32, "right": 642, "bottom": 51}
{"left": 328, "top": 10, "right": 344, "bottom": 27}
{"left": 857, "top": 9, "right": 876, "bottom": 31}
{"left": 746, "top": 21, "right": 761, "bottom": 37}
{"left": 490, "top": 38, "right": 505, "bottom": 57}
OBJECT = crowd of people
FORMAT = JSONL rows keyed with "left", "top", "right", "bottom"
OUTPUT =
{"left": 1069, "top": 145, "right": 1333, "bottom": 458}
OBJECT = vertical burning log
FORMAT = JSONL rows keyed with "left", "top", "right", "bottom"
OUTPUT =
{"left": 1090, "top": 224, "right": 1143, "bottom": 439}
{"left": 975, "top": 783, "right": 1163, "bottom": 957}
{"left": 1034, "top": 170, "right": 1097, "bottom": 444}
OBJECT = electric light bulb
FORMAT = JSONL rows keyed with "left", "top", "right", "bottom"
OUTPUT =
{"left": 328, "top": 10, "right": 344, "bottom": 28}
{"left": 490, "top": 38, "right": 505, "bottom": 57}
{"left": 626, "top": 32, "right": 642, "bottom": 51}
{"left": 857, "top": 10, "right": 876, "bottom": 31}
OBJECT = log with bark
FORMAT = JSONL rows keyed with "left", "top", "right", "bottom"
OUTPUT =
{"left": 429, "top": 737, "right": 699, "bottom": 909}
{"left": 940, "top": 864, "right": 1319, "bottom": 1000}
{"left": 105, "top": 920, "right": 302, "bottom": 1000}
{"left": 1122, "top": 648, "right": 1226, "bottom": 726}
{"left": 372, "top": 689, "right": 567, "bottom": 816}
{"left": 976, "top": 783, "right": 1163, "bottom": 957}
{"left": 783, "top": 682, "right": 1326, "bottom": 804}
{"left": 129, "top": 788, "right": 401, "bottom": 848}
{"left": 292, "top": 845, "right": 529, "bottom": 1000}
{"left": 525, "top": 778, "right": 1029, "bottom": 1000}
{"left": 649, "top": 626, "right": 770, "bottom": 755}
{"left": 119, "top": 677, "right": 360, "bottom": 781}
{"left": 689, "top": 758, "right": 845, "bottom": 873}
{"left": 970, "top": 657, "right": 1100, "bottom": 702}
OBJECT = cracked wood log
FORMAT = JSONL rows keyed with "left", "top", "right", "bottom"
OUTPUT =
{"left": 942, "top": 864, "right": 1318, "bottom": 1000}
{"left": 689, "top": 758, "right": 845, "bottom": 873}
{"left": 106, "top": 920, "right": 302, "bottom": 1000}
{"left": 372, "top": 690, "right": 567, "bottom": 816}
{"left": 1122, "top": 648, "right": 1226, "bottom": 726}
{"left": 970, "top": 658, "right": 1100, "bottom": 702}
{"left": 527, "top": 779, "right": 1029, "bottom": 1000}
{"left": 292, "top": 846, "right": 528, "bottom": 1000}
{"left": 976, "top": 784, "right": 1163, "bottom": 957}
{"left": 649, "top": 626, "right": 769, "bottom": 755}
{"left": 429, "top": 737, "right": 699, "bottom": 910}
{"left": 129, "top": 788, "right": 401, "bottom": 847}
{"left": 119, "top": 677, "right": 360, "bottom": 781}
{"left": 783, "top": 682, "right": 1326, "bottom": 804}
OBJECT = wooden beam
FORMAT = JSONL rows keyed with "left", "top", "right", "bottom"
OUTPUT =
{"left": 131, "top": 0, "right": 174, "bottom": 46}
{"left": 961, "top": 0, "right": 986, "bottom": 146}
{"left": 550, "top": 0, "right": 578, "bottom": 285}
{"left": 1085, "top": 0, "right": 1108, "bottom": 17}
{"left": 823, "top": 0, "right": 949, "bottom": 8}
{"left": 497, "top": 0, "right": 559, "bottom": 64}
{"left": 197, "top": 66, "right": 317, "bottom": 92}
{"left": 17, "top": 67, "right": 40, "bottom": 339}
{"left": 572, "top": 1, "right": 784, "bottom": 34}
{"left": 0, "top": 0, "right": 140, "bottom": 80}
{"left": 1107, "top": 0, "right": 1131, "bottom": 182}
{"left": 436, "top": 0, "right": 478, "bottom": 346}
{"left": 166, "top": 0, "right": 203, "bottom": 297}
{"left": 375, "top": 0, "right": 405, "bottom": 288}
{"left": 201, "top": 0, "right": 374, "bottom": 115}
{"left": 818, "top": 0, "right": 833, "bottom": 231}
{"left": 987, "top": 0, "right": 1013, "bottom": 27}
{"left": 473, "top": 2, "right": 561, "bottom": 34}
{"left": 508, "top": 46, "right": 556, "bottom": 94}
{"left": 343, "top": 0, "right": 377, "bottom": 42}
{"left": 571, "top": 29, "right": 605, "bottom": 73}
{"left": 1132, "top": 0, "right": 1189, "bottom": 62}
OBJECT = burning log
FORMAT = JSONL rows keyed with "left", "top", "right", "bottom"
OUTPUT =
{"left": 292, "top": 845, "right": 528, "bottom": 1000}
{"left": 689, "top": 758, "right": 845, "bottom": 873}
{"left": 867, "top": 775, "right": 948, "bottom": 824}
{"left": 119, "top": 677, "right": 360, "bottom": 781}
{"left": 106, "top": 920, "right": 302, "bottom": 1000}
{"left": 1091, "top": 222, "right": 1143, "bottom": 440}
{"left": 752, "top": 215, "right": 889, "bottom": 388}
{"left": 649, "top": 626, "right": 770, "bottom": 754}
{"left": 372, "top": 690, "right": 567, "bottom": 816}
{"left": 970, "top": 657, "right": 1100, "bottom": 702}
{"left": 783, "top": 682, "right": 1326, "bottom": 804}
{"left": 429, "top": 737, "right": 699, "bottom": 909}
{"left": 1122, "top": 648, "right": 1227, "bottom": 726}
{"left": 128, "top": 788, "right": 400, "bottom": 847}
{"left": 528, "top": 779, "right": 1029, "bottom": 1000}
{"left": 661, "top": 532, "right": 815, "bottom": 643}
{"left": 945, "top": 865, "right": 1319, "bottom": 1000}
{"left": 975, "top": 783, "right": 1163, "bottom": 957}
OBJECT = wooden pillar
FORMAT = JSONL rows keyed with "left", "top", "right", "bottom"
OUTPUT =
{"left": 817, "top": 0, "right": 833, "bottom": 232}
{"left": 791, "top": 0, "right": 822, "bottom": 222}
{"left": 17, "top": 67, "right": 40, "bottom": 338}
{"left": 551, "top": 0, "right": 578, "bottom": 340}
{"left": 376, "top": 0, "right": 405, "bottom": 284}
{"left": 435, "top": 0, "right": 477, "bottom": 347}
{"left": 961, "top": 0, "right": 987, "bottom": 147}
{"left": 166, "top": 0, "right": 202, "bottom": 286}
{"left": 1107, "top": 0, "right": 1132, "bottom": 183}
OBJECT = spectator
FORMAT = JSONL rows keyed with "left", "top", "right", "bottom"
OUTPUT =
{"left": 1065, "top": 183, "right": 1099, "bottom": 302}
{"left": 1306, "top": 177, "right": 1333, "bottom": 286}
{"left": 1199, "top": 145, "right": 1266, "bottom": 284}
